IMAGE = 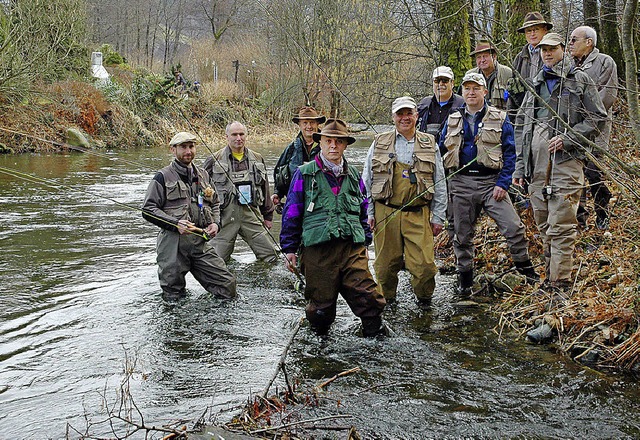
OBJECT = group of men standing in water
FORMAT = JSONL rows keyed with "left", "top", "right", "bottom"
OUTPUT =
{"left": 142, "top": 11, "right": 617, "bottom": 340}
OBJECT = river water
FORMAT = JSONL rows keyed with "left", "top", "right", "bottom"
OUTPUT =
{"left": 0, "top": 141, "right": 638, "bottom": 439}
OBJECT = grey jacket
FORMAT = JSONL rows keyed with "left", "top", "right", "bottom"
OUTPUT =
{"left": 514, "top": 55, "right": 608, "bottom": 180}
{"left": 574, "top": 48, "right": 618, "bottom": 146}
{"left": 468, "top": 62, "right": 513, "bottom": 110}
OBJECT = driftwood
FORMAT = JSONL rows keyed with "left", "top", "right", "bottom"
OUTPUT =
{"left": 261, "top": 316, "right": 304, "bottom": 398}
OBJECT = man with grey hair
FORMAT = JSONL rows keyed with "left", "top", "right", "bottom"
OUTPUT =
{"left": 204, "top": 121, "right": 278, "bottom": 262}
{"left": 569, "top": 25, "right": 618, "bottom": 230}
{"left": 363, "top": 96, "right": 447, "bottom": 305}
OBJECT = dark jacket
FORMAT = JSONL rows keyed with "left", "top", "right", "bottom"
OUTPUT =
{"left": 417, "top": 93, "right": 465, "bottom": 150}
{"left": 273, "top": 132, "right": 320, "bottom": 199}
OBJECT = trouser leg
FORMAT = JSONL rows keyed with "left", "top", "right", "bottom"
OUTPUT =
{"left": 373, "top": 203, "right": 404, "bottom": 300}
{"left": 340, "top": 243, "right": 386, "bottom": 317}
{"left": 156, "top": 230, "right": 189, "bottom": 298}
{"left": 402, "top": 207, "right": 437, "bottom": 300}
{"left": 300, "top": 243, "right": 341, "bottom": 333}
{"left": 546, "top": 159, "right": 583, "bottom": 282}
{"left": 238, "top": 205, "right": 278, "bottom": 263}
{"left": 190, "top": 238, "right": 237, "bottom": 298}
{"left": 449, "top": 175, "right": 480, "bottom": 273}
{"left": 213, "top": 203, "right": 241, "bottom": 261}
{"left": 482, "top": 178, "right": 530, "bottom": 263}
{"left": 584, "top": 159, "right": 611, "bottom": 221}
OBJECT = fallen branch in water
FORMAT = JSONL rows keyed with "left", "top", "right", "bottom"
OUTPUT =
{"left": 249, "top": 414, "right": 353, "bottom": 435}
{"left": 315, "top": 367, "right": 361, "bottom": 391}
{"left": 262, "top": 315, "right": 304, "bottom": 399}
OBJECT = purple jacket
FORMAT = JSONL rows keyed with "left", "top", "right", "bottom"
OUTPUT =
{"left": 280, "top": 156, "right": 372, "bottom": 254}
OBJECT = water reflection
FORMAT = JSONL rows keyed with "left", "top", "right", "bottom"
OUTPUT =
{"left": 0, "top": 146, "right": 639, "bottom": 439}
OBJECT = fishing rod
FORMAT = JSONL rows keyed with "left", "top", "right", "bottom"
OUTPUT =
{"left": 0, "top": 166, "right": 213, "bottom": 241}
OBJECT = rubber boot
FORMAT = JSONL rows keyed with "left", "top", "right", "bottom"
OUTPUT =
{"left": 456, "top": 270, "right": 474, "bottom": 298}
{"left": 515, "top": 259, "right": 540, "bottom": 285}
{"left": 361, "top": 316, "right": 386, "bottom": 338}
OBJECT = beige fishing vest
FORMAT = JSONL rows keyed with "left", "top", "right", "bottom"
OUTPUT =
{"left": 370, "top": 130, "right": 437, "bottom": 203}
{"left": 209, "top": 148, "right": 267, "bottom": 209}
{"left": 442, "top": 106, "right": 506, "bottom": 170}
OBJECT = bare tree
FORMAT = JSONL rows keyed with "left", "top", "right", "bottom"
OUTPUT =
{"left": 622, "top": 0, "right": 640, "bottom": 144}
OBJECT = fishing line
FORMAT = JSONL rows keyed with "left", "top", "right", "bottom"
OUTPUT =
{"left": 0, "top": 166, "right": 212, "bottom": 241}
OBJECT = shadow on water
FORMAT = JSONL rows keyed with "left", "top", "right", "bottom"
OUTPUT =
{"left": 0, "top": 146, "right": 639, "bottom": 439}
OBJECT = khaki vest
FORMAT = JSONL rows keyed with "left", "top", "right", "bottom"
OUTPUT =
{"left": 159, "top": 162, "right": 215, "bottom": 227}
{"left": 370, "top": 131, "right": 437, "bottom": 203}
{"left": 208, "top": 148, "right": 267, "bottom": 209}
{"left": 442, "top": 106, "right": 506, "bottom": 170}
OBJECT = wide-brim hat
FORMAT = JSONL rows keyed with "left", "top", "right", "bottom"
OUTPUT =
{"left": 470, "top": 40, "right": 496, "bottom": 57}
{"left": 312, "top": 118, "right": 355, "bottom": 145}
{"left": 292, "top": 106, "right": 326, "bottom": 124}
{"left": 538, "top": 32, "right": 565, "bottom": 48}
{"left": 169, "top": 131, "right": 197, "bottom": 146}
{"left": 518, "top": 11, "right": 553, "bottom": 33}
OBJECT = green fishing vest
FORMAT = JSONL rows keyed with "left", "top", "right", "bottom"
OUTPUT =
{"left": 299, "top": 160, "right": 366, "bottom": 247}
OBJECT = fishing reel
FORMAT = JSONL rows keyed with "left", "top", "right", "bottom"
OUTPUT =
{"left": 542, "top": 184, "right": 555, "bottom": 200}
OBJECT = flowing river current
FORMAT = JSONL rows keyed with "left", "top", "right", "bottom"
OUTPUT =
{"left": 0, "top": 140, "right": 638, "bottom": 439}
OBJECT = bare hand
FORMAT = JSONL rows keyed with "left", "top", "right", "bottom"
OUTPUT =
{"left": 367, "top": 217, "right": 376, "bottom": 232}
{"left": 285, "top": 253, "right": 297, "bottom": 273}
{"left": 264, "top": 219, "right": 273, "bottom": 230}
{"left": 548, "top": 135, "right": 564, "bottom": 153}
{"left": 177, "top": 219, "right": 196, "bottom": 235}
{"left": 493, "top": 186, "right": 507, "bottom": 201}
{"left": 204, "top": 223, "right": 219, "bottom": 237}
{"left": 271, "top": 194, "right": 280, "bottom": 205}
{"left": 513, "top": 177, "right": 524, "bottom": 186}
{"left": 431, "top": 222, "right": 443, "bottom": 236}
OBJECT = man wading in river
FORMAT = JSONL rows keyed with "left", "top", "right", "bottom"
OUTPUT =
{"left": 280, "top": 119, "right": 387, "bottom": 337}
{"left": 204, "top": 121, "right": 278, "bottom": 263}
{"left": 363, "top": 96, "right": 447, "bottom": 306}
{"left": 142, "top": 132, "right": 236, "bottom": 301}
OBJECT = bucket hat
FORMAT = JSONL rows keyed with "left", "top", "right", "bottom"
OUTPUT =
{"left": 312, "top": 118, "right": 355, "bottom": 145}
{"left": 292, "top": 106, "right": 327, "bottom": 124}
{"left": 518, "top": 11, "right": 553, "bottom": 33}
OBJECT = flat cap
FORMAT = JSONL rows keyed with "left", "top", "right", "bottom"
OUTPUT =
{"left": 169, "top": 131, "right": 197, "bottom": 146}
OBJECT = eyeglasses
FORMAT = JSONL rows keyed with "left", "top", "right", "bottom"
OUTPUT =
{"left": 433, "top": 78, "right": 451, "bottom": 84}
{"left": 569, "top": 37, "right": 590, "bottom": 43}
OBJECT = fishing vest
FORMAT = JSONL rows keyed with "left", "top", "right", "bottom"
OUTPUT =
{"left": 159, "top": 161, "right": 215, "bottom": 228}
{"left": 208, "top": 148, "right": 267, "bottom": 209}
{"left": 442, "top": 106, "right": 506, "bottom": 170}
{"left": 299, "top": 160, "right": 365, "bottom": 248}
{"left": 370, "top": 131, "right": 437, "bottom": 203}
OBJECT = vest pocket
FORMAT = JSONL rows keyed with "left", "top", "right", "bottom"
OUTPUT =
{"left": 371, "top": 155, "right": 393, "bottom": 200}
{"left": 477, "top": 127, "right": 503, "bottom": 169}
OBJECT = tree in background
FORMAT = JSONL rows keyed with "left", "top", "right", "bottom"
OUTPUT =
{"left": 0, "top": 0, "right": 88, "bottom": 98}
{"left": 601, "top": 0, "right": 624, "bottom": 77}
{"left": 436, "top": 0, "right": 472, "bottom": 80}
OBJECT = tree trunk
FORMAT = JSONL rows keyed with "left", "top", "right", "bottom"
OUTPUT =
{"left": 583, "top": 0, "right": 600, "bottom": 34}
{"left": 539, "top": 0, "right": 551, "bottom": 18}
{"left": 436, "top": 0, "right": 472, "bottom": 80}
{"left": 622, "top": 0, "right": 640, "bottom": 145}
{"left": 601, "top": 0, "right": 624, "bottom": 77}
